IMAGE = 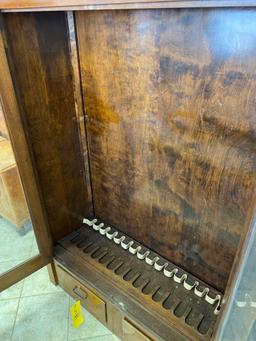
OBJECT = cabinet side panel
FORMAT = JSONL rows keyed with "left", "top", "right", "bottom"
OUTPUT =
{"left": 76, "top": 9, "right": 256, "bottom": 292}
{"left": 4, "top": 12, "right": 93, "bottom": 240}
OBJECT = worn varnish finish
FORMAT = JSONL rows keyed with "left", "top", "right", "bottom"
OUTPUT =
{"left": 77, "top": 9, "right": 256, "bottom": 292}
{"left": 2, "top": 0, "right": 256, "bottom": 11}
{"left": 66, "top": 11, "right": 94, "bottom": 214}
{"left": 58, "top": 226, "right": 219, "bottom": 339}
{"left": 54, "top": 246, "right": 191, "bottom": 341}
{"left": 4, "top": 12, "right": 93, "bottom": 240}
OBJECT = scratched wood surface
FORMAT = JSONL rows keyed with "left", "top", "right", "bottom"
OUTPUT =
{"left": 76, "top": 9, "right": 256, "bottom": 292}
{"left": 4, "top": 12, "right": 93, "bottom": 240}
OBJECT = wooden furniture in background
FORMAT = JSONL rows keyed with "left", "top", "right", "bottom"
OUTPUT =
{"left": 1, "top": 2, "right": 256, "bottom": 340}
{"left": 0, "top": 104, "right": 9, "bottom": 138}
{"left": 0, "top": 137, "right": 30, "bottom": 229}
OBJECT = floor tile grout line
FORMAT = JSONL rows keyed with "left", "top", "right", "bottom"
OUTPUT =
{"left": 20, "top": 290, "right": 62, "bottom": 298}
{"left": 0, "top": 259, "right": 33, "bottom": 264}
{"left": 10, "top": 295, "right": 21, "bottom": 341}
{"left": 0, "top": 296, "right": 21, "bottom": 302}
{"left": 71, "top": 335, "right": 114, "bottom": 341}
{"left": 19, "top": 270, "right": 26, "bottom": 299}
{"left": 10, "top": 270, "right": 26, "bottom": 341}
{"left": 0, "top": 254, "right": 35, "bottom": 263}
{"left": 0, "top": 269, "right": 62, "bottom": 301}
{"left": 8, "top": 291, "right": 70, "bottom": 341}
{"left": 29, "top": 236, "right": 35, "bottom": 258}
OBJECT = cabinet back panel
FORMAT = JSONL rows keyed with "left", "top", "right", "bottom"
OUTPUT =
{"left": 76, "top": 9, "right": 256, "bottom": 292}
{"left": 4, "top": 12, "right": 93, "bottom": 240}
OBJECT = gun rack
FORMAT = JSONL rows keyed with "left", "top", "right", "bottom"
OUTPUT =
{"left": 55, "top": 218, "right": 222, "bottom": 340}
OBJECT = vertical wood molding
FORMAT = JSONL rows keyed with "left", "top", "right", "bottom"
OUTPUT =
{"left": 4, "top": 12, "right": 90, "bottom": 240}
{"left": 66, "top": 11, "right": 94, "bottom": 215}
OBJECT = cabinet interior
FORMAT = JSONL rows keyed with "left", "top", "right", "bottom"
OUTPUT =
{"left": 3, "top": 9, "right": 256, "bottom": 338}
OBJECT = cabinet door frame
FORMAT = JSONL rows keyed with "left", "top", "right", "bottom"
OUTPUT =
{"left": 0, "top": 14, "right": 53, "bottom": 292}
{"left": 0, "top": 5, "right": 255, "bottom": 339}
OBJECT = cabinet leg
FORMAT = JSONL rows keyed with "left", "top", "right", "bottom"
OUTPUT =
{"left": 17, "top": 225, "right": 26, "bottom": 236}
{"left": 47, "top": 262, "right": 58, "bottom": 285}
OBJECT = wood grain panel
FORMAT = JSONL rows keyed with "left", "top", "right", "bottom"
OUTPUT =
{"left": 1, "top": 0, "right": 256, "bottom": 11}
{"left": 4, "top": 12, "right": 93, "bottom": 240}
{"left": 76, "top": 9, "right": 256, "bottom": 292}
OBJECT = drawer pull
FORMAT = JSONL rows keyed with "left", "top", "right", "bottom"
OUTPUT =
{"left": 73, "top": 286, "right": 88, "bottom": 300}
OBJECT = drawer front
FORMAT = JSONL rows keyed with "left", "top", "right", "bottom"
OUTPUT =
{"left": 56, "top": 265, "right": 106, "bottom": 323}
{"left": 122, "top": 318, "right": 153, "bottom": 341}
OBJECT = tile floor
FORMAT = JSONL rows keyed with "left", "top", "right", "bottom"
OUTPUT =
{"left": 0, "top": 217, "right": 120, "bottom": 341}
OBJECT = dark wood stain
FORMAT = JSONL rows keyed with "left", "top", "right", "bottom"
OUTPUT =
{"left": 4, "top": 12, "right": 93, "bottom": 240}
{"left": 76, "top": 9, "right": 256, "bottom": 292}
{"left": 58, "top": 226, "right": 220, "bottom": 340}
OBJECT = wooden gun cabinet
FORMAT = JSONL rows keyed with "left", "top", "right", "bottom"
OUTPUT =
{"left": 0, "top": 1, "right": 256, "bottom": 340}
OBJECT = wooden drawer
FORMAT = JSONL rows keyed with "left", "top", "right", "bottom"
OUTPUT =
{"left": 56, "top": 265, "right": 106, "bottom": 323}
{"left": 122, "top": 318, "right": 153, "bottom": 341}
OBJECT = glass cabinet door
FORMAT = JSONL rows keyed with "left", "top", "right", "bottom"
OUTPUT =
{"left": 0, "top": 103, "right": 39, "bottom": 281}
{"left": 218, "top": 220, "right": 256, "bottom": 341}
{"left": 0, "top": 25, "right": 52, "bottom": 293}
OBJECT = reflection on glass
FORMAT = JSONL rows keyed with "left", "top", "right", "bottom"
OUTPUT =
{"left": 0, "top": 103, "right": 38, "bottom": 280}
{"left": 219, "top": 218, "right": 256, "bottom": 341}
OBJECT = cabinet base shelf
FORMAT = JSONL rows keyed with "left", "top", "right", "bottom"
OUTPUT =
{"left": 54, "top": 225, "right": 221, "bottom": 340}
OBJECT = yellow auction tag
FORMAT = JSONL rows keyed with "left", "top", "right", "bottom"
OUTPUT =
{"left": 70, "top": 300, "right": 84, "bottom": 329}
